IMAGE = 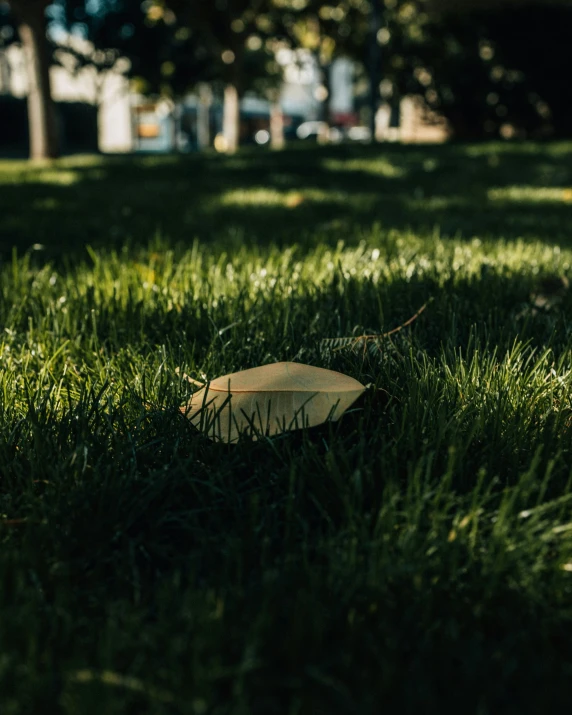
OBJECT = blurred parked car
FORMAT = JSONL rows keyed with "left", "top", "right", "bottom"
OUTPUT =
{"left": 296, "top": 121, "right": 330, "bottom": 142}
{"left": 296, "top": 121, "right": 371, "bottom": 143}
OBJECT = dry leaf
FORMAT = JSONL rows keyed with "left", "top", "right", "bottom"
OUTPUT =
{"left": 181, "top": 362, "right": 366, "bottom": 443}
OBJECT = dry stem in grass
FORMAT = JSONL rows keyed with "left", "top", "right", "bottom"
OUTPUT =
{"left": 321, "top": 298, "right": 433, "bottom": 353}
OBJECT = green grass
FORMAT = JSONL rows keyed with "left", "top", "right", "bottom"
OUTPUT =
{"left": 1, "top": 142, "right": 572, "bottom": 714}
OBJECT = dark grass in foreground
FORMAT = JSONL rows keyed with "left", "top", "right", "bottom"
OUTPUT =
{"left": 1, "top": 143, "right": 572, "bottom": 714}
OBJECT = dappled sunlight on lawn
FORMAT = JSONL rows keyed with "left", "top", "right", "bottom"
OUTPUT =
{"left": 1, "top": 142, "right": 572, "bottom": 258}
{"left": 321, "top": 156, "right": 408, "bottom": 178}
{"left": 218, "top": 186, "right": 365, "bottom": 209}
{"left": 488, "top": 186, "right": 572, "bottom": 203}
{"left": 0, "top": 163, "right": 105, "bottom": 187}
{"left": 0, "top": 167, "right": 82, "bottom": 186}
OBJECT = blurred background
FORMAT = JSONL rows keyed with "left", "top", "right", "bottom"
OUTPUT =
{"left": 1, "top": 0, "right": 570, "bottom": 160}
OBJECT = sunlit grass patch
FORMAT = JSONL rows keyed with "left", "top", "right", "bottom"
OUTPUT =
{"left": 488, "top": 186, "right": 572, "bottom": 203}
{"left": 218, "top": 186, "right": 352, "bottom": 208}
{"left": 0, "top": 167, "right": 82, "bottom": 185}
{"left": 0, "top": 158, "right": 106, "bottom": 186}
{"left": 321, "top": 156, "right": 408, "bottom": 178}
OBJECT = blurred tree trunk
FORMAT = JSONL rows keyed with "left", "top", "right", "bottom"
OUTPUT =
{"left": 368, "top": 0, "right": 383, "bottom": 142}
{"left": 222, "top": 83, "right": 239, "bottom": 153}
{"left": 197, "top": 83, "right": 212, "bottom": 150}
{"left": 222, "top": 47, "right": 245, "bottom": 154}
{"left": 270, "top": 100, "right": 284, "bottom": 150}
{"left": 10, "top": 0, "right": 59, "bottom": 159}
{"left": 313, "top": 53, "right": 331, "bottom": 125}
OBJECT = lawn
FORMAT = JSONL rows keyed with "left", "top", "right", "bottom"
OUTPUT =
{"left": 1, "top": 141, "right": 572, "bottom": 714}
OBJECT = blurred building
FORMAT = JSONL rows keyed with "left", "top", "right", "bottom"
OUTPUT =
{"left": 0, "top": 41, "right": 447, "bottom": 154}
{"left": 376, "top": 97, "right": 449, "bottom": 143}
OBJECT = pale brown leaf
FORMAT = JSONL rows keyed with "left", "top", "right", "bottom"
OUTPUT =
{"left": 180, "top": 362, "right": 367, "bottom": 443}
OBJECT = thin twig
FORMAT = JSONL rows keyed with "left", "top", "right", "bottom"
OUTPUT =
{"left": 375, "top": 298, "right": 433, "bottom": 339}
{"left": 326, "top": 298, "right": 433, "bottom": 352}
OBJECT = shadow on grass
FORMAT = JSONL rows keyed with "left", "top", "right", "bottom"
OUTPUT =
{"left": 1, "top": 141, "right": 572, "bottom": 260}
